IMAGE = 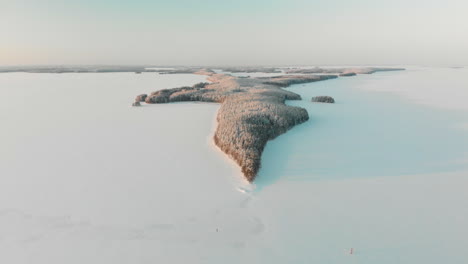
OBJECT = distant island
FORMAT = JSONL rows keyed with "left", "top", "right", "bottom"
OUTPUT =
{"left": 134, "top": 66, "right": 405, "bottom": 182}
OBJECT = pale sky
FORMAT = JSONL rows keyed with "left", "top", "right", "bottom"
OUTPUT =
{"left": 1, "top": 0, "right": 467, "bottom": 66}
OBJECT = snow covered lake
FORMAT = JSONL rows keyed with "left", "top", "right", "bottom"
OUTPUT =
{"left": 1, "top": 68, "right": 468, "bottom": 263}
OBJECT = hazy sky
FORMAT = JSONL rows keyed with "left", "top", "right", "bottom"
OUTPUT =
{"left": 1, "top": 0, "right": 467, "bottom": 66}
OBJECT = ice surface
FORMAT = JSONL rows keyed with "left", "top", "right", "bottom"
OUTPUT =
{"left": 1, "top": 69, "right": 468, "bottom": 263}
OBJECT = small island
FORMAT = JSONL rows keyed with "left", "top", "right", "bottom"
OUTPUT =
{"left": 311, "top": 96, "right": 335, "bottom": 103}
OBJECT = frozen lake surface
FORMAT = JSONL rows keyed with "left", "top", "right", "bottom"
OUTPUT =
{"left": 1, "top": 68, "right": 468, "bottom": 263}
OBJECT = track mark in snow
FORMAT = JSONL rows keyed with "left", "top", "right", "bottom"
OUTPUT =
{"left": 147, "top": 223, "right": 175, "bottom": 230}
{"left": 232, "top": 241, "right": 246, "bottom": 249}
{"left": 239, "top": 196, "right": 253, "bottom": 208}
{"left": 249, "top": 217, "right": 265, "bottom": 235}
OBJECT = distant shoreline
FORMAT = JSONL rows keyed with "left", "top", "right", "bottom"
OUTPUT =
{"left": 0, "top": 65, "right": 406, "bottom": 74}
